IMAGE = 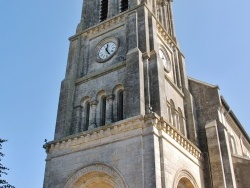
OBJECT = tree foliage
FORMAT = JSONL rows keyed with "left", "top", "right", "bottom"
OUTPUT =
{"left": 0, "top": 139, "right": 15, "bottom": 188}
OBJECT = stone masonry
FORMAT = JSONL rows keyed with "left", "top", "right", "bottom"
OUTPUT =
{"left": 43, "top": 0, "right": 250, "bottom": 188}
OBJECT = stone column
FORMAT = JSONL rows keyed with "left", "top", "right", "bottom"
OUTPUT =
{"left": 106, "top": 94, "right": 114, "bottom": 124}
{"left": 74, "top": 106, "right": 82, "bottom": 134}
{"left": 173, "top": 112, "right": 177, "bottom": 128}
{"left": 88, "top": 100, "right": 98, "bottom": 130}
{"left": 183, "top": 118, "right": 187, "bottom": 137}
{"left": 143, "top": 53, "right": 152, "bottom": 114}
{"left": 217, "top": 122, "right": 237, "bottom": 188}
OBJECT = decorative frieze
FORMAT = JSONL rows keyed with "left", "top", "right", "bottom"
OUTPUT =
{"left": 70, "top": 14, "right": 126, "bottom": 40}
{"left": 157, "top": 22, "right": 176, "bottom": 49}
{"left": 44, "top": 114, "right": 202, "bottom": 161}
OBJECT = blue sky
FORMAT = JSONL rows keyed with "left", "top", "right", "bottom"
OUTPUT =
{"left": 0, "top": 1, "right": 249, "bottom": 187}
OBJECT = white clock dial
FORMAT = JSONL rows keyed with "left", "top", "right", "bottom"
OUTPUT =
{"left": 159, "top": 49, "right": 171, "bottom": 72}
{"left": 98, "top": 42, "right": 117, "bottom": 60}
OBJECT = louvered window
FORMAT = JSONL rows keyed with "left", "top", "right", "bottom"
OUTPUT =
{"left": 100, "top": 0, "right": 108, "bottom": 22}
{"left": 120, "top": 0, "right": 129, "bottom": 12}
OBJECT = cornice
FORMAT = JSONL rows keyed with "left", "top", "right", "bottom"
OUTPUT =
{"left": 221, "top": 96, "right": 250, "bottom": 144}
{"left": 70, "top": 15, "right": 126, "bottom": 40}
{"left": 188, "top": 77, "right": 219, "bottom": 89}
{"left": 44, "top": 114, "right": 202, "bottom": 161}
{"left": 69, "top": 4, "right": 145, "bottom": 41}
{"left": 68, "top": 3, "right": 182, "bottom": 58}
{"left": 225, "top": 112, "right": 250, "bottom": 145}
{"left": 156, "top": 22, "right": 183, "bottom": 57}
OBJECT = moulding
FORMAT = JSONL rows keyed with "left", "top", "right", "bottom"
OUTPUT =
{"left": 64, "top": 163, "right": 128, "bottom": 188}
{"left": 44, "top": 114, "right": 202, "bottom": 161}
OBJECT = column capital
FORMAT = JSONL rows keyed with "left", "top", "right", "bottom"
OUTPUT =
{"left": 90, "top": 100, "right": 98, "bottom": 106}
{"left": 106, "top": 94, "right": 114, "bottom": 100}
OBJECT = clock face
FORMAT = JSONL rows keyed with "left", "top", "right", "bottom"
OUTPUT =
{"left": 159, "top": 49, "right": 171, "bottom": 72}
{"left": 98, "top": 42, "right": 117, "bottom": 60}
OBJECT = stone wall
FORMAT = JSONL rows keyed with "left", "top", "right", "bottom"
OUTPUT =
{"left": 44, "top": 115, "right": 204, "bottom": 188}
{"left": 232, "top": 155, "right": 250, "bottom": 188}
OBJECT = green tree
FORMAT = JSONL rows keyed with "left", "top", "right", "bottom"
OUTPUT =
{"left": 0, "top": 139, "right": 15, "bottom": 188}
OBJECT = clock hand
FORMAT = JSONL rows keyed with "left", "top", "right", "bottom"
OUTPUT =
{"left": 105, "top": 44, "right": 110, "bottom": 55}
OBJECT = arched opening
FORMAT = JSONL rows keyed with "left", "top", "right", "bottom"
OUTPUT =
{"left": 173, "top": 170, "right": 198, "bottom": 188}
{"left": 100, "top": 96, "right": 107, "bottom": 126}
{"left": 100, "top": 0, "right": 108, "bottom": 22}
{"left": 70, "top": 171, "right": 115, "bottom": 188}
{"left": 112, "top": 84, "right": 125, "bottom": 122}
{"left": 177, "top": 177, "right": 195, "bottom": 188}
{"left": 120, "top": 0, "right": 129, "bottom": 12}
{"left": 85, "top": 102, "right": 90, "bottom": 130}
{"left": 64, "top": 163, "right": 128, "bottom": 188}
{"left": 117, "top": 90, "right": 124, "bottom": 121}
{"left": 86, "top": 181, "right": 113, "bottom": 188}
{"left": 80, "top": 97, "right": 91, "bottom": 131}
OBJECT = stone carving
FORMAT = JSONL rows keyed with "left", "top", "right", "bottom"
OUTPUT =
{"left": 45, "top": 114, "right": 202, "bottom": 161}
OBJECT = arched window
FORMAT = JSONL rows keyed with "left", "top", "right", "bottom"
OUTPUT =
{"left": 85, "top": 102, "right": 90, "bottom": 130}
{"left": 117, "top": 90, "right": 124, "bottom": 121}
{"left": 80, "top": 97, "right": 91, "bottom": 131}
{"left": 64, "top": 164, "right": 128, "bottom": 188}
{"left": 100, "top": 0, "right": 109, "bottom": 22}
{"left": 100, "top": 96, "right": 107, "bottom": 126}
{"left": 113, "top": 85, "right": 125, "bottom": 122}
{"left": 174, "top": 170, "right": 198, "bottom": 188}
{"left": 120, "top": 0, "right": 129, "bottom": 12}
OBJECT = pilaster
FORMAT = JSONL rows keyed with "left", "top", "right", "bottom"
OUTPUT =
{"left": 205, "top": 120, "right": 226, "bottom": 188}
{"left": 55, "top": 36, "right": 81, "bottom": 139}
{"left": 217, "top": 121, "right": 237, "bottom": 188}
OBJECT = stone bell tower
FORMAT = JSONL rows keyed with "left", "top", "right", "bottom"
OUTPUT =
{"left": 43, "top": 0, "right": 206, "bottom": 187}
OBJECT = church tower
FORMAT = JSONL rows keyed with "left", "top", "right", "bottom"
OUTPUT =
{"left": 43, "top": 0, "right": 250, "bottom": 187}
{"left": 43, "top": 0, "right": 204, "bottom": 187}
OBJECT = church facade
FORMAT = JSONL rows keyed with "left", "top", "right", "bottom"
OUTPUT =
{"left": 43, "top": 0, "right": 250, "bottom": 187}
